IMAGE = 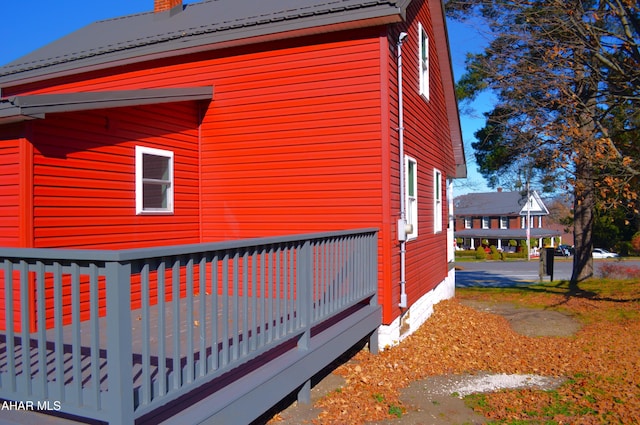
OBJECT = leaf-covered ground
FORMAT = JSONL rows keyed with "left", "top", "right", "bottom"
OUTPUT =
{"left": 306, "top": 280, "right": 640, "bottom": 424}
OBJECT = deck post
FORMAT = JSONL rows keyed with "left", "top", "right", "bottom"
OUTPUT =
{"left": 105, "top": 260, "right": 135, "bottom": 425}
{"left": 296, "top": 240, "right": 313, "bottom": 404}
{"left": 297, "top": 240, "right": 313, "bottom": 351}
{"left": 297, "top": 380, "right": 311, "bottom": 404}
{"left": 368, "top": 233, "right": 380, "bottom": 355}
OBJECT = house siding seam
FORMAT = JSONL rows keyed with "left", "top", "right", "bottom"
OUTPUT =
{"left": 385, "top": 27, "right": 401, "bottom": 325}
{"left": 378, "top": 29, "right": 394, "bottom": 324}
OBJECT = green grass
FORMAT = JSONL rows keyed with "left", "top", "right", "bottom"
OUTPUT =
{"left": 388, "top": 404, "right": 403, "bottom": 418}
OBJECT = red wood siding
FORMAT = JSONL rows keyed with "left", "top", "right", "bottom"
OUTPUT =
{"left": 193, "top": 34, "right": 391, "bottom": 318}
{"left": 383, "top": 0, "right": 457, "bottom": 321}
{"left": 5, "top": 29, "right": 396, "bottom": 322}
{"left": 11, "top": 31, "right": 387, "bottom": 243}
{"left": 30, "top": 102, "right": 201, "bottom": 249}
{"left": 2, "top": 15, "right": 458, "bottom": 326}
{"left": 0, "top": 135, "right": 23, "bottom": 330}
{"left": 0, "top": 139, "right": 20, "bottom": 247}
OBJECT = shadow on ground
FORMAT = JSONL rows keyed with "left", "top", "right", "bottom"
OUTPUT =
{"left": 455, "top": 271, "right": 535, "bottom": 288}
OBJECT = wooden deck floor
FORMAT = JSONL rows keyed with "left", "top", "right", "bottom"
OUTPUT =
{"left": 0, "top": 293, "right": 296, "bottom": 393}
{"left": 0, "top": 295, "right": 378, "bottom": 425}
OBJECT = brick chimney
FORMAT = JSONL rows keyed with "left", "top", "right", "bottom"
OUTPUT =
{"left": 155, "top": 0, "right": 182, "bottom": 13}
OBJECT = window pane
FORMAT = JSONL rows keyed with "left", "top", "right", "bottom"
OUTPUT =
{"left": 421, "top": 32, "right": 428, "bottom": 62}
{"left": 142, "top": 183, "right": 168, "bottom": 209}
{"left": 408, "top": 161, "right": 415, "bottom": 196}
{"left": 143, "top": 154, "right": 169, "bottom": 180}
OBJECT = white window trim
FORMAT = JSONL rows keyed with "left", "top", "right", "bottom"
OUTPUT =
{"left": 500, "top": 216, "right": 508, "bottom": 229}
{"left": 405, "top": 155, "right": 418, "bottom": 240}
{"left": 464, "top": 217, "right": 472, "bottom": 229}
{"left": 135, "top": 146, "right": 174, "bottom": 215}
{"left": 482, "top": 216, "right": 490, "bottom": 229}
{"left": 418, "top": 22, "right": 430, "bottom": 100}
{"left": 434, "top": 169, "right": 442, "bottom": 233}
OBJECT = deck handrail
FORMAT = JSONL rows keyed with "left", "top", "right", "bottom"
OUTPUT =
{"left": 0, "top": 228, "right": 379, "bottom": 262}
{"left": 0, "top": 229, "right": 379, "bottom": 425}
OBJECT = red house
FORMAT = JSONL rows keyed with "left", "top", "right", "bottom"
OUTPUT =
{"left": 0, "top": 0, "right": 465, "bottom": 349}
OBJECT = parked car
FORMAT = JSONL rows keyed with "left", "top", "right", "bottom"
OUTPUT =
{"left": 559, "top": 244, "right": 574, "bottom": 256}
{"left": 592, "top": 248, "right": 618, "bottom": 259}
{"left": 554, "top": 247, "right": 570, "bottom": 257}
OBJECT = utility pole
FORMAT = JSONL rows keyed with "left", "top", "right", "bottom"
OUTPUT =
{"left": 526, "top": 180, "right": 531, "bottom": 261}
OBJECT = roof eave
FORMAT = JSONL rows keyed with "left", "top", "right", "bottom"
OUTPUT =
{"left": 0, "top": 86, "right": 213, "bottom": 125}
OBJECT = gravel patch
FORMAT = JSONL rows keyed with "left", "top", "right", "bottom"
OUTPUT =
{"left": 420, "top": 372, "right": 566, "bottom": 398}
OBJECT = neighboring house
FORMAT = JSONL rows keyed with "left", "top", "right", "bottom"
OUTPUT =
{"left": 0, "top": 0, "right": 465, "bottom": 348}
{"left": 454, "top": 190, "right": 561, "bottom": 252}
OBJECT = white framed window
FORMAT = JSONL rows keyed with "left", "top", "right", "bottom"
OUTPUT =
{"left": 135, "top": 146, "right": 174, "bottom": 215}
{"left": 434, "top": 169, "right": 442, "bottom": 233}
{"left": 500, "top": 216, "right": 509, "bottom": 229}
{"left": 418, "top": 22, "right": 430, "bottom": 100}
{"left": 405, "top": 155, "right": 418, "bottom": 240}
{"left": 482, "top": 216, "right": 490, "bottom": 229}
{"left": 464, "top": 217, "right": 472, "bottom": 229}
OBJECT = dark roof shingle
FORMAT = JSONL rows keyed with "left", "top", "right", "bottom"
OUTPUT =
{"left": 454, "top": 191, "right": 547, "bottom": 216}
{"left": 0, "top": 0, "right": 404, "bottom": 85}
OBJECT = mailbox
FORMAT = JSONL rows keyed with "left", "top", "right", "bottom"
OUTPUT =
{"left": 539, "top": 247, "right": 555, "bottom": 281}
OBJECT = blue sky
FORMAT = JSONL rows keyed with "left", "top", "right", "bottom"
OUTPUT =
{"left": 446, "top": 19, "right": 494, "bottom": 195}
{"left": 1, "top": 1, "right": 491, "bottom": 195}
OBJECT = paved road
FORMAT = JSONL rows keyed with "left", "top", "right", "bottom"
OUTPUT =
{"left": 455, "top": 258, "right": 639, "bottom": 287}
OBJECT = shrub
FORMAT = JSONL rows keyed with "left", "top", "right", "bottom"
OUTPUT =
{"left": 615, "top": 241, "right": 631, "bottom": 257}
{"left": 632, "top": 232, "right": 640, "bottom": 254}
{"left": 475, "top": 246, "right": 486, "bottom": 260}
{"left": 599, "top": 263, "right": 640, "bottom": 279}
{"left": 455, "top": 250, "right": 478, "bottom": 258}
{"left": 519, "top": 240, "right": 529, "bottom": 257}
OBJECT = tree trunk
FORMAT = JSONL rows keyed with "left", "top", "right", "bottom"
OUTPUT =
{"left": 570, "top": 161, "right": 595, "bottom": 287}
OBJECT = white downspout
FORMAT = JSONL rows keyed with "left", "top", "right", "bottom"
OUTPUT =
{"left": 397, "top": 32, "right": 408, "bottom": 308}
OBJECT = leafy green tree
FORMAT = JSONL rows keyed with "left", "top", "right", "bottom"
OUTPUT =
{"left": 593, "top": 213, "right": 620, "bottom": 251}
{"left": 445, "top": 0, "right": 640, "bottom": 286}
